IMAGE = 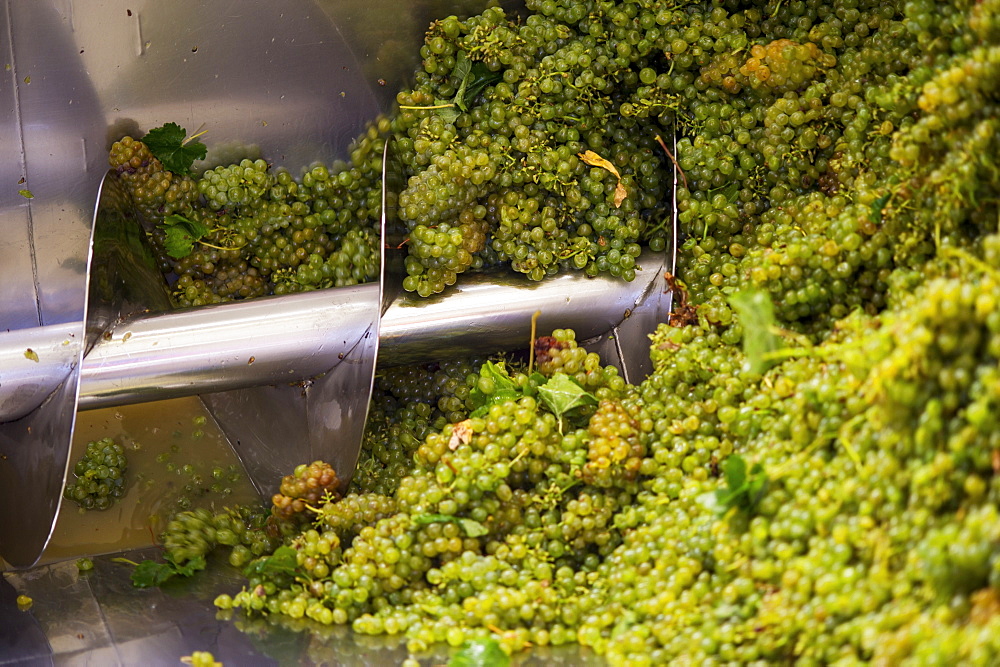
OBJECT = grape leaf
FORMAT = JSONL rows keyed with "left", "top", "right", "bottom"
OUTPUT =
{"left": 714, "top": 454, "right": 768, "bottom": 514}
{"left": 459, "top": 62, "right": 502, "bottom": 111}
{"left": 721, "top": 454, "right": 746, "bottom": 494}
{"left": 159, "top": 213, "right": 210, "bottom": 259}
{"left": 167, "top": 553, "right": 207, "bottom": 577}
{"left": 448, "top": 419, "right": 474, "bottom": 451}
{"left": 125, "top": 553, "right": 205, "bottom": 588}
{"left": 142, "top": 122, "right": 207, "bottom": 175}
{"left": 469, "top": 361, "right": 522, "bottom": 417}
{"left": 451, "top": 52, "right": 473, "bottom": 103}
{"left": 130, "top": 560, "right": 176, "bottom": 588}
{"left": 537, "top": 372, "right": 598, "bottom": 420}
{"left": 458, "top": 518, "right": 489, "bottom": 538}
{"left": 436, "top": 101, "right": 461, "bottom": 124}
{"left": 449, "top": 51, "right": 503, "bottom": 114}
{"left": 244, "top": 545, "right": 298, "bottom": 578}
{"left": 728, "top": 290, "right": 782, "bottom": 375}
{"left": 869, "top": 192, "right": 891, "bottom": 224}
{"left": 449, "top": 639, "right": 510, "bottom": 667}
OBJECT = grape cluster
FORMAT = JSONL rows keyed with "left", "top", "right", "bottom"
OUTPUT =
{"left": 270, "top": 461, "right": 341, "bottom": 524}
{"left": 389, "top": 5, "right": 672, "bottom": 295}
{"left": 108, "top": 137, "right": 198, "bottom": 220}
{"left": 63, "top": 437, "right": 128, "bottom": 510}
{"left": 160, "top": 505, "right": 278, "bottom": 568}
{"left": 198, "top": 159, "right": 274, "bottom": 210}
{"left": 110, "top": 118, "right": 389, "bottom": 307}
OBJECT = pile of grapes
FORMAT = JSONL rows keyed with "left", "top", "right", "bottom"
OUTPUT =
{"left": 127, "top": 0, "right": 1000, "bottom": 664}
{"left": 63, "top": 437, "right": 128, "bottom": 511}
{"left": 109, "top": 121, "right": 388, "bottom": 307}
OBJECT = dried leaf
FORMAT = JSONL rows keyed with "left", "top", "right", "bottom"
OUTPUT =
{"left": 578, "top": 150, "right": 621, "bottom": 178}
{"left": 578, "top": 150, "right": 627, "bottom": 208}
{"left": 448, "top": 420, "right": 474, "bottom": 451}
{"left": 613, "top": 182, "right": 628, "bottom": 207}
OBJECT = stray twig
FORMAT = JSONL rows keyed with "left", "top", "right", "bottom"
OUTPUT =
{"left": 655, "top": 134, "right": 689, "bottom": 191}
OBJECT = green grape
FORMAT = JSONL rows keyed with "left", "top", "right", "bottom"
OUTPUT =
{"left": 63, "top": 437, "right": 128, "bottom": 511}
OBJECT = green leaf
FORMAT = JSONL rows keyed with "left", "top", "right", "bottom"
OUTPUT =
{"left": 728, "top": 290, "right": 782, "bottom": 375}
{"left": 721, "top": 453, "right": 747, "bottom": 492}
{"left": 158, "top": 213, "right": 210, "bottom": 259}
{"left": 166, "top": 553, "right": 206, "bottom": 577}
{"left": 449, "top": 51, "right": 502, "bottom": 114}
{"left": 412, "top": 513, "right": 454, "bottom": 526}
{"left": 142, "top": 122, "right": 207, "bottom": 175}
{"left": 469, "top": 361, "right": 521, "bottom": 410}
{"left": 870, "top": 192, "right": 891, "bottom": 224}
{"left": 130, "top": 560, "right": 177, "bottom": 588}
{"left": 244, "top": 545, "right": 298, "bottom": 578}
{"left": 746, "top": 463, "right": 769, "bottom": 506}
{"left": 451, "top": 52, "right": 473, "bottom": 109}
{"left": 126, "top": 551, "right": 207, "bottom": 588}
{"left": 537, "top": 372, "right": 598, "bottom": 420}
{"left": 457, "top": 518, "right": 489, "bottom": 538}
{"left": 714, "top": 454, "right": 768, "bottom": 514}
{"left": 461, "top": 62, "right": 502, "bottom": 111}
{"left": 163, "top": 213, "right": 210, "bottom": 238}
{"left": 18, "top": 189, "right": 33, "bottom": 199}
{"left": 449, "top": 638, "right": 510, "bottom": 667}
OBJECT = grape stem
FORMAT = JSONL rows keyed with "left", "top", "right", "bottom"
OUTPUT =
{"left": 182, "top": 123, "right": 208, "bottom": 146}
{"left": 655, "top": 134, "right": 689, "bottom": 191}
{"left": 528, "top": 310, "right": 542, "bottom": 375}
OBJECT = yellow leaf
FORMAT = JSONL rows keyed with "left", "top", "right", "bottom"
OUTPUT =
{"left": 577, "top": 150, "right": 621, "bottom": 179}
{"left": 18, "top": 189, "right": 33, "bottom": 199}
{"left": 578, "top": 150, "right": 627, "bottom": 208}
{"left": 613, "top": 182, "right": 628, "bottom": 207}
{"left": 24, "top": 348, "right": 39, "bottom": 362}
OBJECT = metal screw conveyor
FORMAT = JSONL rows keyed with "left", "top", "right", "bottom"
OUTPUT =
{"left": 0, "top": 0, "right": 676, "bottom": 662}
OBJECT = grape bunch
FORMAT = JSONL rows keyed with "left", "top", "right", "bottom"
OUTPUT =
{"left": 108, "top": 136, "right": 198, "bottom": 221}
{"left": 198, "top": 159, "right": 274, "bottom": 210}
{"left": 270, "top": 460, "right": 342, "bottom": 525}
{"left": 110, "top": 118, "right": 388, "bottom": 307}
{"left": 160, "top": 505, "right": 278, "bottom": 568}
{"left": 63, "top": 437, "right": 128, "bottom": 511}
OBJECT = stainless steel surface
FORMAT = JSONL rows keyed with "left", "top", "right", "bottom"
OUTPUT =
{"left": 80, "top": 287, "right": 380, "bottom": 411}
{"left": 0, "top": 324, "right": 77, "bottom": 423}
{"left": 0, "top": 548, "right": 604, "bottom": 666}
{"left": 0, "top": 376, "right": 81, "bottom": 569}
{"left": 379, "top": 250, "right": 667, "bottom": 367}
{"left": 0, "top": 0, "right": 394, "bottom": 567}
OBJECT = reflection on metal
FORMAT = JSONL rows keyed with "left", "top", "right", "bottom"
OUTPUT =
{"left": 0, "top": 0, "right": 384, "bottom": 567}
{"left": 0, "top": 547, "right": 605, "bottom": 665}
{"left": 67, "top": 249, "right": 665, "bottom": 412}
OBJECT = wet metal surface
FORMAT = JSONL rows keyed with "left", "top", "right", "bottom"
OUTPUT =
{"left": 1, "top": 550, "right": 604, "bottom": 666}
